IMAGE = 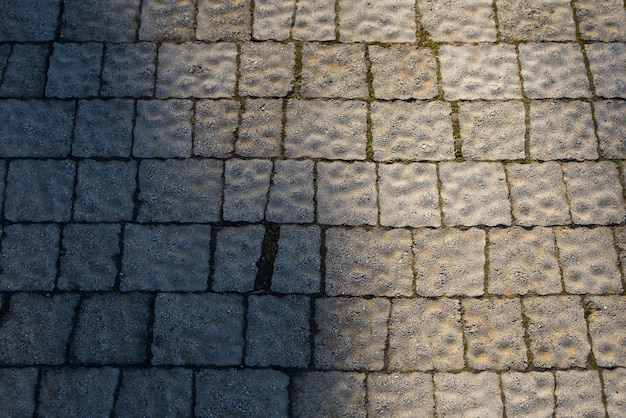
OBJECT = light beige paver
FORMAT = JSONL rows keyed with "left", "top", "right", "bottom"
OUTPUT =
{"left": 496, "top": 0, "right": 577, "bottom": 41}
{"left": 239, "top": 42, "right": 295, "bottom": 97}
{"left": 252, "top": 0, "right": 294, "bottom": 40}
{"left": 586, "top": 43, "right": 626, "bottom": 98}
{"left": 293, "top": 0, "right": 336, "bottom": 41}
{"left": 418, "top": 0, "right": 496, "bottom": 42}
{"left": 434, "top": 372, "right": 503, "bottom": 417}
{"left": 196, "top": 0, "right": 251, "bottom": 41}
{"left": 367, "top": 373, "right": 434, "bottom": 418}
{"left": 586, "top": 296, "right": 626, "bottom": 367}
{"left": 603, "top": 368, "right": 626, "bottom": 417}
{"left": 501, "top": 371, "right": 555, "bottom": 418}
{"left": 223, "top": 159, "right": 272, "bottom": 222}
{"left": 555, "top": 370, "right": 605, "bottom": 417}
{"left": 193, "top": 99, "right": 240, "bottom": 158}
{"left": 236, "top": 98, "right": 282, "bottom": 157}
{"left": 338, "top": 0, "right": 416, "bottom": 42}
{"left": 595, "top": 100, "right": 626, "bottom": 159}
{"left": 575, "top": 0, "right": 626, "bottom": 41}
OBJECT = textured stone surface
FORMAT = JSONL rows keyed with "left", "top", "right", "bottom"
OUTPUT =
{"left": 434, "top": 372, "right": 503, "bottom": 417}
{"left": 61, "top": 0, "right": 140, "bottom": 42}
{"left": 418, "top": 0, "right": 496, "bottom": 42}
{"left": 46, "top": 43, "right": 102, "bottom": 98}
{"left": 236, "top": 98, "right": 282, "bottom": 157}
{"left": 239, "top": 42, "right": 295, "bottom": 97}
{"left": 101, "top": 43, "right": 156, "bottom": 98}
{"left": 293, "top": 0, "right": 336, "bottom": 41}
{"left": 0, "top": 0, "right": 60, "bottom": 41}
{"left": 266, "top": 159, "right": 315, "bottom": 223}
{"left": 496, "top": 0, "right": 576, "bottom": 41}
{"left": 0, "top": 43, "right": 48, "bottom": 97}
{"left": 555, "top": 370, "right": 605, "bottom": 417}
{"left": 73, "top": 99, "right": 134, "bottom": 157}
{"left": 586, "top": 43, "right": 626, "bottom": 98}
{"left": 133, "top": 99, "right": 193, "bottom": 158}
{"left": 139, "top": 0, "right": 195, "bottom": 41}
{"left": 603, "top": 368, "right": 626, "bottom": 417}
{"left": 197, "top": 0, "right": 251, "bottom": 41}
{"left": 338, "top": 0, "right": 416, "bottom": 42}
{"left": 223, "top": 159, "right": 272, "bottom": 222}
{"left": 0, "top": 368, "right": 37, "bottom": 416}
{"left": 586, "top": 296, "right": 626, "bottom": 367}
{"left": 595, "top": 100, "right": 626, "bottom": 159}
{"left": 252, "top": 0, "right": 294, "bottom": 40}
{"left": 194, "top": 99, "right": 240, "bottom": 157}
{"left": 367, "top": 373, "right": 434, "bottom": 418}
{"left": 272, "top": 225, "right": 321, "bottom": 293}
{"left": 212, "top": 225, "right": 264, "bottom": 292}
{"left": 575, "top": 0, "right": 626, "bottom": 41}
{"left": 501, "top": 371, "right": 555, "bottom": 418}
{"left": 292, "top": 372, "right": 366, "bottom": 418}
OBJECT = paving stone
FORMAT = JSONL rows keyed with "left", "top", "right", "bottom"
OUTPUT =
{"left": 121, "top": 224, "right": 212, "bottom": 291}
{"left": 0, "top": 293, "right": 79, "bottom": 364}
{"left": 252, "top": 0, "right": 294, "bottom": 40}
{"left": 338, "top": 0, "right": 416, "bottom": 42}
{"left": 101, "top": 43, "right": 156, "bottom": 98}
{"left": 519, "top": 43, "right": 591, "bottom": 98}
{"left": 434, "top": 372, "right": 503, "bottom": 417}
{"left": 266, "top": 159, "right": 315, "bottom": 223}
{"left": 458, "top": 100, "right": 526, "bottom": 160}
{"left": 555, "top": 370, "right": 605, "bottom": 417}
{"left": 133, "top": 99, "right": 193, "bottom": 158}
{"left": 292, "top": 371, "right": 366, "bottom": 418}
{"left": 506, "top": 162, "right": 571, "bottom": 226}
{"left": 197, "top": 0, "right": 251, "bottom": 41}
{"left": 70, "top": 293, "right": 150, "bottom": 364}
{"left": 439, "top": 44, "right": 520, "bottom": 100}
{"left": 73, "top": 99, "right": 134, "bottom": 157}
{"left": 139, "top": 0, "right": 195, "bottom": 41}
{"left": 388, "top": 298, "right": 464, "bottom": 371}
{"left": 0, "top": 44, "right": 10, "bottom": 80}
{"left": 502, "top": 371, "right": 555, "bottom": 418}
{"left": 367, "top": 373, "right": 434, "bottom": 418}
{"left": 58, "top": 223, "right": 121, "bottom": 291}
{"left": 575, "top": 0, "right": 626, "bottom": 41}
{"left": 523, "top": 296, "right": 590, "bottom": 368}
{"left": 325, "top": 227, "right": 413, "bottom": 297}
{"left": 0, "top": 368, "right": 38, "bottom": 417}
{"left": 595, "top": 100, "right": 626, "bottom": 159}
{"left": 368, "top": 45, "right": 438, "bottom": 100}
{"left": 316, "top": 161, "right": 377, "bottom": 226}
{"left": 371, "top": 101, "right": 454, "bottom": 162}
{"left": 0, "top": 160, "right": 5, "bottom": 218}
{"left": 413, "top": 228, "right": 485, "bottom": 297}
{"left": 152, "top": 293, "right": 244, "bottom": 366}
{"left": 74, "top": 160, "right": 137, "bottom": 222}
{"left": 586, "top": 43, "right": 626, "bottom": 98}
{"left": 0, "top": 99, "right": 75, "bottom": 157}
{"left": 556, "top": 227, "right": 622, "bottom": 294}
{"left": 439, "top": 162, "right": 512, "bottom": 226}
{"left": 39, "top": 368, "right": 119, "bottom": 417}
{"left": 496, "top": 0, "right": 576, "bottom": 41}
{"left": 222, "top": 159, "right": 272, "bottom": 222}
{"left": 0, "top": 43, "right": 48, "bottom": 97}
{"left": 285, "top": 99, "right": 367, "bottom": 160}
{"left": 46, "top": 43, "right": 103, "bottom": 98}
{"left": 418, "top": 0, "right": 496, "bottom": 42}
{"left": 194, "top": 99, "right": 240, "bottom": 157}
{"left": 293, "top": 0, "right": 336, "bottom": 41}
{"left": 563, "top": 161, "right": 625, "bottom": 225}
{"left": 462, "top": 298, "right": 527, "bottom": 370}
{"left": 138, "top": 159, "right": 223, "bottom": 223}
{"left": 115, "top": 368, "right": 192, "bottom": 417}
{"left": 301, "top": 43, "right": 368, "bottom": 99}
{"left": 603, "top": 368, "right": 626, "bottom": 417}
{"left": 236, "top": 98, "right": 282, "bottom": 157}
{"left": 586, "top": 296, "right": 626, "bottom": 367}
{"left": 61, "top": 0, "right": 140, "bottom": 41}
{"left": 156, "top": 43, "right": 237, "bottom": 99}
{"left": 0, "top": 0, "right": 60, "bottom": 41}
{"left": 272, "top": 225, "right": 321, "bottom": 293}
{"left": 315, "top": 297, "right": 389, "bottom": 370}
{"left": 212, "top": 225, "right": 264, "bottom": 292}
{"left": 616, "top": 226, "right": 626, "bottom": 276}
{"left": 0, "top": 224, "right": 59, "bottom": 291}
{"left": 196, "top": 369, "right": 289, "bottom": 417}
{"left": 239, "top": 42, "right": 295, "bottom": 97}
{"left": 488, "top": 227, "right": 562, "bottom": 295}
{"left": 246, "top": 295, "right": 310, "bottom": 367}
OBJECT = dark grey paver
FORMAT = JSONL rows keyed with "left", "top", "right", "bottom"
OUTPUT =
{"left": 196, "top": 0, "right": 251, "bottom": 41}
{"left": 73, "top": 99, "right": 134, "bottom": 157}
{"left": 292, "top": 371, "right": 366, "bottom": 418}
{"left": 133, "top": 99, "right": 193, "bottom": 158}
{"left": 222, "top": 159, "right": 272, "bottom": 222}
{"left": 61, "top": 0, "right": 140, "bottom": 42}
{"left": 139, "top": 0, "right": 195, "bottom": 41}
{"left": 272, "top": 225, "right": 321, "bottom": 294}
{"left": 46, "top": 43, "right": 103, "bottom": 98}
{"left": 101, "top": 43, "right": 156, "bottom": 98}
{"left": 212, "top": 225, "right": 264, "bottom": 292}
{"left": 0, "top": 368, "right": 38, "bottom": 417}
{"left": 193, "top": 99, "right": 240, "bottom": 157}
{"left": 0, "top": 0, "right": 60, "bottom": 41}
{"left": 0, "top": 44, "right": 10, "bottom": 80}
{"left": 239, "top": 42, "right": 295, "bottom": 97}
{"left": 266, "top": 159, "right": 315, "bottom": 223}
{"left": 0, "top": 43, "right": 48, "bottom": 97}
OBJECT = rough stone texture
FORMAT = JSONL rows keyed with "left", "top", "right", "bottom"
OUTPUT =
{"left": 252, "top": 0, "right": 294, "bottom": 40}
{"left": 133, "top": 99, "right": 193, "bottom": 158}
{"left": 212, "top": 225, "right": 264, "bottom": 292}
{"left": 73, "top": 99, "right": 134, "bottom": 157}
{"left": 555, "top": 370, "right": 605, "bottom": 417}
{"left": 563, "top": 161, "right": 625, "bottom": 225}
{"left": 46, "top": 43, "right": 102, "bottom": 98}
{"left": 603, "top": 368, "right": 626, "bottom": 417}
{"left": 388, "top": 298, "right": 464, "bottom": 371}
{"left": 586, "top": 296, "right": 626, "bottom": 367}
{"left": 0, "top": 368, "right": 38, "bottom": 417}
{"left": 0, "top": 0, "right": 60, "bottom": 41}
{"left": 458, "top": 100, "right": 526, "bottom": 160}
{"left": 418, "top": 0, "right": 496, "bottom": 42}
{"left": 223, "top": 159, "right": 272, "bottom": 222}
{"left": 439, "top": 44, "right": 520, "bottom": 100}
{"left": 371, "top": 101, "right": 454, "bottom": 161}
{"left": 236, "top": 98, "right": 282, "bottom": 157}
{"left": 101, "top": 43, "right": 156, "bottom": 98}
{"left": 239, "top": 42, "right": 295, "bottom": 97}
{"left": 246, "top": 295, "right": 310, "bottom": 367}
{"left": 556, "top": 227, "right": 622, "bottom": 294}
{"left": 315, "top": 297, "right": 389, "bottom": 371}
{"left": 586, "top": 43, "right": 626, "bottom": 98}
{"left": 523, "top": 296, "right": 590, "bottom": 368}
{"left": 293, "top": 0, "right": 336, "bottom": 41}
{"left": 121, "top": 224, "right": 212, "bottom": 291}
{"left": 501, "top": 371, "right": 555, "bottom": 418}
{"left": 139, "top": 0, "right": 195, "bottom": 41}
{"left": 197, "top": 0, "right": 251, "bottom": 41}
{"left": 156, "top": 43, "right": 237, "bottom": 99}
{"left": 575, "top": 0, "right": 626, "bottom": 41}
{"left": 434, "top": 372, "right": 503, "bottom": 417}
{"left": 506, "top": 162, "right": 571, "bottom": 226}
{"left": 519, "top": 43, "right": 591, "bottom": 98}
{"left": 488, "top": 227, "right": 562, "bottom": 296}
{"left": 496, "top": 0, "right": 577, "bottom": 41}
{"left": 194, "top": 99, "right": 240, "bottom": 157}
{"left": 266, "top": 159, "right": 315, "bottom": 223}
{"left": 595, "top": 100, "right": 626, "bottom": 159}
{"left": 316, "top": 161, "right": 377, "bottom": 226}
{"left": 338, "top": 0, "right": 416, "bottom": 42}
{"left": 292, "top": 372, "right": 366, "bottom": 418}
{"left": 0, "top": 44, "right": 10, "bottom": 81}
{"left": 0, "top": 293, "right": 79, "bottom": 365}
{"left": 439, "top": 162, "right": 512, "bottom": 226}
{"left": 152, "top": 293, "right": 244, "bottom": 366}
{"left": 367, "top": 373, "right": 434, "bottom": 418}
{"left": 0, "top": 43, "right": 48, "bottom": 97}
{"left": 138, "top": 159, "right": 223, "bottom": 223}
{"left": 61, "top": 0, "right": 140, "bottom": 42}
{"left": 272, "top": 225, "right": 321, "bottom": 293}
{"left": 617, "top": 226, "right": 626, "bottom": 278}
{"left": 285, "top": 99, "right": 367, "bottom": 159}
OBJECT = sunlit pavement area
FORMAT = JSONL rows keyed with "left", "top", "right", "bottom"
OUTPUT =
{"left": 1, "top": 0, "right": 626, "bottom": 416}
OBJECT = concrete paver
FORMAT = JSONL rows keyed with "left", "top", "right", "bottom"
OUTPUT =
{"left": 73, "top": 99, "right": 135, "bottom": 157}
{"left": 0, "top": 44, "right": 48, "bottom": 97}
{"left": 272, "top": 225, "right": 320, "bottom": 293}
{"left": 101, "top": 43, "right": 156, "bottom": 98}
{"left": 501, "top": 371, "right": 555, "bottom": 418}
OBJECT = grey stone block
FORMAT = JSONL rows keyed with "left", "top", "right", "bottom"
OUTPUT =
{"left": 434, "top": 372, "right": 503, "bottom": 417}
{"left": 195, "top": 369, "right": 289, "bottom": 417}
{"left": 46, "top": 43, "right": 103, "bottom": 98}
{"left": 223, "top": 159, "right": 272, "bottom": 222}
{"left": 121, "top": 224, "right": 212, "bottom": 291}
{"left": 0, "top": 160, "right": 5, "bottom": 215}
{"left": 575, "top": 0, "right": 626, "bottom": 41}
{"left": 252, "top": 0, "right": 295, "bottom": 40}
{"left": 603, "top": 368, "right": 626, "bottom": 417}
{"left": 596, "top": 100, "right": 626, "bottom": 159}
{"left": 266, "top": 159, "right": 315, "bottom": 223}
{"left": 59, "top": 223, "right": 121, "bottom": 291}
{"left": 292, "top": 371, "right": 366, "bottom": 418}
{"left": 139, "top": 0, "right": 195, "bottom": 41}
{"left": 367, "top": 373, "right": 434, "bottom": 418}
{"left": 586, "top": 296, "right": 626, "bottom": 367}
{"left": 236, "top": 98, "right": 282, "bottom": 157}
{"left": 501, "top": 371, "right": 555, "bottom": 418}
{"left": 152, "top": 293, "right": 244, "bottom": 366}
{"left": 212, "top": 225, "right": 264, "bottom": 292}
{"left": 293, "top": 0, "right": 336, "bottom": 41}
{"left": 101, "top": 43, "right": 156, "bottom": 98}
{"left": 239, "top": 42, "right": 295, "bottom": 97}
{"left": 70, "top": 293, "right": 149, "bottom": 365}
{"left": 418, "top": 0, "right": 496, "bottom": 42}
{"left": 0, "top": 0, "right": 60, "bottom": 41}
{"left": 39, "top": 368, "right": 119, "bottom": 418}
{"left": 197, "top": 0, "right": 251, "bottom": 41}
{"left": 0, "top": 44, "right": 10, "bottom": 80}
{"left": 194, "top": 99, "right": 240, "bottom": 157}
{"left": 586, "top": 43, "right": 626, "bottom": 98}
{"left": 73, "top": 99, "right": 134, "bottom": 157}
{"left": 0, "top": 293, "right": 79, "bottom": 364}
{"left": 496, "top": 0, "right": 576, "bottom": 41}
{"left": 0, "top": 368, "right": 38, "bottom": 416}
{"left": 61, "top": 0, "right": 140, "bottom": 41}
{"left": 133, "top": 99, "right": 193, "bottom": 158}
{"left": 0, "top": 43, "right": 48, "bottom": 97}
{"left": 272, "top": 225, "right": 321, "bottom": 293}
{"left": 338, "top": 0, "right": 416, "bottom": 42}
{"left": 555, "top": 370, "right": 605, "bottom": 417}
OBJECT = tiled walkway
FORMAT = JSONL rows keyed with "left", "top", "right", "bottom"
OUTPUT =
{"left": 1, "top": 0, "right": 625, "bottom": 416}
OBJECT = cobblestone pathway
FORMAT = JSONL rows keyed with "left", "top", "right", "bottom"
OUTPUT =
{"left": 1, "top": 0, "right": 625, "bottom": 416}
